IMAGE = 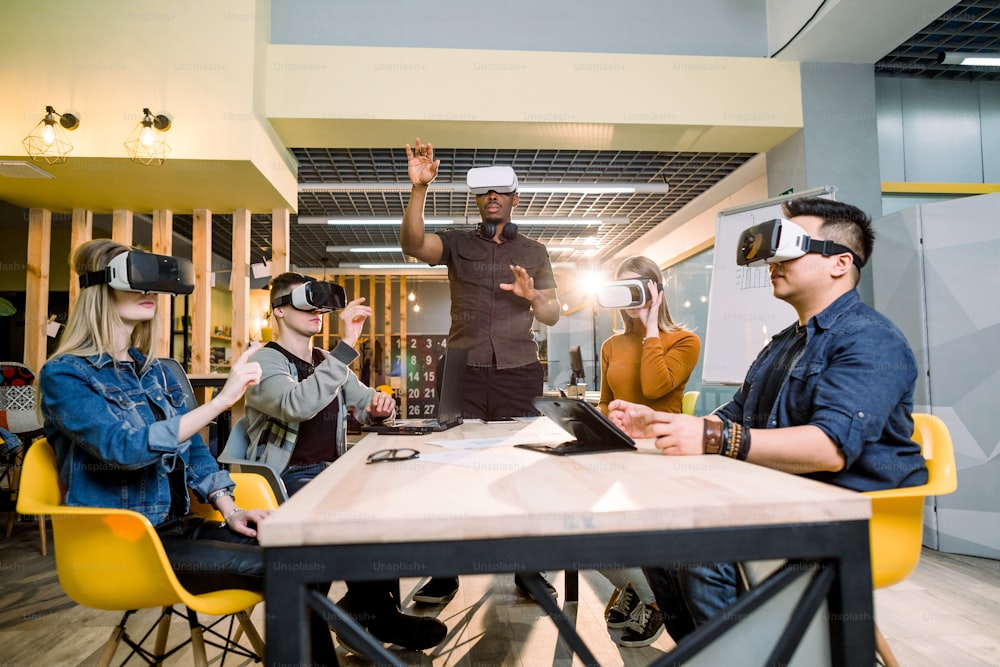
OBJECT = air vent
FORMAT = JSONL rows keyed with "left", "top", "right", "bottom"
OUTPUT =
{"left": 0, "top": 161, "right": 55, "bottom": 179}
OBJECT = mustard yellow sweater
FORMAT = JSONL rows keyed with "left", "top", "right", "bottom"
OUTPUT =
{"left": 598, "top": 328, "right": 701, "bottom": 415}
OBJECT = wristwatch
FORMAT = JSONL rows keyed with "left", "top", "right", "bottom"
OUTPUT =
{"left": 702, "top": 420, "right": 723, "bottom": 455}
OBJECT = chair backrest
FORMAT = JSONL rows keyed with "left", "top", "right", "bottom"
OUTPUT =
{"left": 19, "top": 438, "right": 269, "bottom": 614}
{"left": 865, "top": 412, "right": 958, "bottom": 589}
{"left": 682, "top": 390, "right": 699, "bottom": 416}
{"left": 218, "top": 416, "right": 289, "bottom": 502}
{"left": 0, "top": 361, "right": 44, "bottom": 437}
{"left": 157, "top": 357, "right": 197, "bottom": 413}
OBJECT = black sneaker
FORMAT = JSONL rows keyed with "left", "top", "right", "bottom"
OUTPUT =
{"left": 605, "top": 584, "right": 640, "bottom": 628}
{"left": 369, "top": 612, "right": 448, "bottom": 651}
{"left": 412, "top": 576, "right": 459, "bottom": 604}
{"left": 513, "top": 572, "right": 558, "bottom": 603}
{"left": 617, "top": 602, "right": 665, "bottom": 648}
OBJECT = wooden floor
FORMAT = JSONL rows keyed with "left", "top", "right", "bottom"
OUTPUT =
{"left": 2, "top": 517, "right": 1000, "bottom": 666}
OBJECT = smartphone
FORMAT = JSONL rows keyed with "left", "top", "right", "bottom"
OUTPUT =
{"left": 480, "top": 416, "right": 517, "bottom": 424}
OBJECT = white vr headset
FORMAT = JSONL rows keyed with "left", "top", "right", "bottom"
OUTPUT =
{"left": 467, "top": 166, "right": 518, "bottom": 195}
{"left": 736, "top": 218, "right": 865, "bottom": 269}
{"left": 79, "top": 251, "right": 195, "bottom": 295}
{"left": 271, "top": 280, "right": 346, "bottom": 313}
{"left": 597, "top": 279, "right": 662, "bottom": 309}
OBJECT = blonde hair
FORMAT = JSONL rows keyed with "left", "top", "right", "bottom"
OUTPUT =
{"left": 614, "top": 256, "right": 687, "bottom": 335}
{"left": 50, "top": 239, "right": 157, "bottom": 368}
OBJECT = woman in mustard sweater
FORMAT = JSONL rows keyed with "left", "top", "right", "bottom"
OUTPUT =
{"left": 597, "top": 255, "right": 701, "bottom": 648}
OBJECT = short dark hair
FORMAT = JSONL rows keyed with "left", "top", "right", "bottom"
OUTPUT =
{"left": 782, "top": 197, "right": 874, "bottom": 268}
{"left": 268, "top": 272, "right": 311, "bottom": 306}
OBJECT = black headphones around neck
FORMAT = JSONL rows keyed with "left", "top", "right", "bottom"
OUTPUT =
{"left": 478, "top": 221, "right": 519, "bottom": 241}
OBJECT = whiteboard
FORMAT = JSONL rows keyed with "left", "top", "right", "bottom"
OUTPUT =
{"left": 702, "top": 187, "right": 835, "bottom": 385}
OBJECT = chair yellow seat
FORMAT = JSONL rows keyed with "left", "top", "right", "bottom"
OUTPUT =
{"left": 864, "top": 413, "right": 958, "bottom": 666}
{"left": 17, "top": 439, "right": 276, "bottom": 665}
{"left": 682, "top": 390, "right": 700, "bottom": 416}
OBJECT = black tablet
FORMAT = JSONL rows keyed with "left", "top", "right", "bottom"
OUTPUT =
{"left": 516, "top": 396, "right": 636, "bottom": 456}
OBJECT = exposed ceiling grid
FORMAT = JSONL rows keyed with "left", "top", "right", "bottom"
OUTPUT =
{"left": 166, "top": 1, "right": 1000, "bottom": 272}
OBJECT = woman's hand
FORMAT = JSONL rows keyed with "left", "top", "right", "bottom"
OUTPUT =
{"left": 215, "top": 343, "right": 263, "bottom": 408}
{"left": 640, "top": 279, "right": 662, "bottom": 335}
{"left": 225, "top": 508, "right": 272, "bottom": 539}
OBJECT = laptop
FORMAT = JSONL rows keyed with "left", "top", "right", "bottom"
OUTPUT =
{"left": 515, "top": 396, "right": 636, "bottom": 456}
{"left": 362, "top": 348, "right": 466, "bottom": 436}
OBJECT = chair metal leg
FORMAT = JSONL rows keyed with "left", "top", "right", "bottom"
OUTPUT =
{"left": 875, "top": 622, "right": 900, "bottom": 667}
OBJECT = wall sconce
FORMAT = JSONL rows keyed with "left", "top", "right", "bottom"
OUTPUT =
{"left": 23, "top": 106, "right": 80, "bottom": 164}
{"left": 124, "top": 107, "right": 171, "bottom": 165}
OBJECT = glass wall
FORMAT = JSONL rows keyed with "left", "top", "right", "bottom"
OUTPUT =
{"left": 662, "top": 246, "right": 738, "bottom": 415}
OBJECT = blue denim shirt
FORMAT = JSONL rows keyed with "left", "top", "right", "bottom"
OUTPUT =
{"left": 716, "top": 290, "right": 928, "bottom": 492}
{"left": 39, "top": 349, "right": 233, "bottom": 525}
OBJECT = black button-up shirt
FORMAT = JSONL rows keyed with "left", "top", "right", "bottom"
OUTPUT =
{"left": 436, "top": 229, "right": 557, "bottom": 369}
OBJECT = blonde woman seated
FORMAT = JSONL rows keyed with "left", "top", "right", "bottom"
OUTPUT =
{"left": 597, "top": 255, "right": 701, "bottom": 647}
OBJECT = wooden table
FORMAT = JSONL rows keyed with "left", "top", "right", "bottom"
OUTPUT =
{"left": 259, "top": 419, "right": 873, "bottom": 666}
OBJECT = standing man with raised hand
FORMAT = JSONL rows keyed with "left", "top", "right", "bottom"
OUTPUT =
{"left": 401, "top": 137, "right": 561, "bottom": 419}
{"left": 400, "top": 137, "right": 562, "bottom": 604}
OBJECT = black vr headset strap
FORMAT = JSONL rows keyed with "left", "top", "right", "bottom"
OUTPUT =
{"left": 804, "top": 238, "right": 866, "bottom": 269}
{"left": 79, "top": 268, "right": 112, "bottom": 288}
{"left": 271, "top": 294, "right": 293, "bottom": 309}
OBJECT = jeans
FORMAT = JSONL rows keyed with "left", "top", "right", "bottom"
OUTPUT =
{"left": 282, "top": 461, "right": 330, "bottom": 496}
{"left": 157, "top": 516, "right": 338, "bottom": 664}
{"left": 644, "top": 562, "right": 739, "bottom": 644}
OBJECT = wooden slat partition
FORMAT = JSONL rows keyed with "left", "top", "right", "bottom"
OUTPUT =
{"left": 150, "top": 209, "right": 173, "bottom": 359}
{"left": 231, "top": 209, "right": 251, "bottom": 360}
{"left": 68, "top": 209, "right": 93, "bottom": 309}
{"left": 271, "top": 209, "right": 290, "bottom": 274}
{"left": 190, "top": 210, "right": 212, "bottom": 377}
{"left": 111, "top": 209, "right": 133, "bottom": 244}
{"left": 24, "top": 209, "right": 51, "bottom": 372}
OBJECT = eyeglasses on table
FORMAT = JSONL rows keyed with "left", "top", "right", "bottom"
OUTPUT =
{"left": 366, "top": 448, "right": 420, "bottom": 464}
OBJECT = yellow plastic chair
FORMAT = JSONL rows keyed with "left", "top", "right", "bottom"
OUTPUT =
{"left": 682, "top": 390, "right": 700, "bottom": 416}
{"left": 865, "top": 413, "right": 958, "bottom": 667}
{"left": 17, "top": 439, "right": 276, "bottom": 667}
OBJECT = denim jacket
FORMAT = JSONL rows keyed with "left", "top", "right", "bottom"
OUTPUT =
{"left": 716, "top": 290, "right": 928, "bottom": 492}
{"left": 39, "top": 349, "right": 233, "bottom": 526}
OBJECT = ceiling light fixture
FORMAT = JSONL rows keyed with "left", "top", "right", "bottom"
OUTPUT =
{"left": 302, "top": 217, "right": 454, "bottom": 226}
{"left": 124, "top": 107, "right": 171, "bottom": 165}
{"left": 23, "top": 106, "right": 80, "bottom": 164}
{"left": 326, "top": 246, "right": 403, "bottom": 253}
{"left": 939, "top": 52, "right": 1000, "bottom": 67}
{"left": 519, "top": 185, "right": 637, "bottom": 195}
{"left": 298, "top": 181, "right": 669, "bottom": 194}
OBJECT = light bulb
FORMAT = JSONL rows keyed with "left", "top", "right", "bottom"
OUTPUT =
{"left": 408, "top": 292, "right": 415, "bottom": 301}
{"left": 140, "top": 125, "right": 156, "bottom": 146}
{"left": 413, "top": 304, "right": 421, "bottom": 312}
{"left": 41, "top": 123, "right": 55, "bottom": 144}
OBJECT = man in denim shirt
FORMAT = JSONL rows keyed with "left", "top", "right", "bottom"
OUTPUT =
{"left": 609, "top": 197, "right": 928, "bottom": 645}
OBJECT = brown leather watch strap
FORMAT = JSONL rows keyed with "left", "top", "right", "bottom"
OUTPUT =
{"left": 703, "top": 420, "right": 723, "bottom": 455}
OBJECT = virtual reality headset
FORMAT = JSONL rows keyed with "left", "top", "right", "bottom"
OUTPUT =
{"left": 79, "top": 251, "right": 195, "bottom": 295}
{"left": 467, "top": 166, "right": 518, "bottom": 195}
{"left": 736, "top": 218, "right": 865, "bottom": 269}
{"left": 271, "top": 280, "right": 346, "bottom": 313}
{"left": 597, "top": 279, "right": 662, "bottom": 309}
